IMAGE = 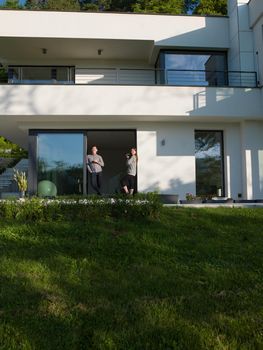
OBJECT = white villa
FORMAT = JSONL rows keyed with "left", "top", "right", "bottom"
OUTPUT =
{"left": 0, "top": 0, "right": 263, "bottom": 201}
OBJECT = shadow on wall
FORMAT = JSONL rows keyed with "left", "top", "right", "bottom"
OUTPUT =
{"left": 189, "top": 88, "right": 260, "bottom": 118}
{"left": 189, "top": 87, "right": 263, "bottom": 199}
{"left": 142, "top": 178, "right": 195, "bottom": 200}
{"left": 155, "top": 16, "right": 228, "bottom": 48}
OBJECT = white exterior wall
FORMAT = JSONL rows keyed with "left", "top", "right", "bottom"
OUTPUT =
{"left": 250, "top": 17, "right": 263, "bottom": 85}
{"left": 249, "top": 0, "right": 263, "bottom": 27}
{"left": 0, "top": 10, "right": 229, "bottom": 49}
{"left": 228, "top": 0, "right": 255, "bottom": 72}
{"left": 137, "top": 122, "right": 243, "bottom": 199}
{"left": 249, "top": 0, "right": 263, "bottom": 85}
{"left": 0, "top": 85, "right": 261, "bottom": 118}
{"left": 241, "top": 121, "right": 263, "bottom": 199}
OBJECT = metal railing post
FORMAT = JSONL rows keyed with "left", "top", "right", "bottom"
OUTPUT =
{"left": 116, "top": 68, "right": 119, "bottom": 84}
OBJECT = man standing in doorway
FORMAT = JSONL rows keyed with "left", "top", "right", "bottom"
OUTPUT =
{"left": 87, "top": 146, "right": 104, "bottom": 195}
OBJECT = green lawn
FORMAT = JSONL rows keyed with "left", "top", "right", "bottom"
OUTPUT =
{"left": 0, "top": 208, "right": 263, "bottom": 350}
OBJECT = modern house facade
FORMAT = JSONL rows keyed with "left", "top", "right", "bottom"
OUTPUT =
{"left": 0, "top": 0, "right": 262, "bottom": 200}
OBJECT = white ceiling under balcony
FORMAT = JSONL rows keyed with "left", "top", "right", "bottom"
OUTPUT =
{"left": 0, "top": 37, "right": 154, "bottom": 64}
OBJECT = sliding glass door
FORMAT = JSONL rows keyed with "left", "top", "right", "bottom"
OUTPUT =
{"left": 37, "top": 133, "right": 84, "bottom": 195}
{"left": 30, "top": 130, "right": 137, "bottom": 196}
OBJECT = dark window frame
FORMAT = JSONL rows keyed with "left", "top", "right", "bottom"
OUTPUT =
{"left": 194, "top": 129, "right": 225, "bottom": 197}
{"left": 8, "top": 65, "right": 76, "bottom": 84}
{"left": 155, "top": 49, "right": 228, "bottom": 86}
{"left": 28, "top": 129, "right": 137, "bottom": 196}
{"left": 155, "top": 49, "right": 228, "bottom": 68}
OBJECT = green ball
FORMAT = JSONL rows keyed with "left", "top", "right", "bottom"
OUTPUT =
{"left": 37, "top": 180, "right": 57, "bottom": 197}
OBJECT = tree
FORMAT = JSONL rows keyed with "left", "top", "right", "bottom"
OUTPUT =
{"left": 25, "top": 0, "right": 46, "bottom": 9}
{"left": 79, "top": 0, "right": 110, "bottom": 11}
{"left": 80, "top": 0, "right": 137, "bottom": 12}
{"left": 110, "top": 0, "right": 136, "bottom": 11}
{"left": 133, "top": 0, "right": 185, "bottom": 14}
{"left": 184, "top": 0, "right": 199, "bottom": 13}
{"left": 9, "top": 0, "right": 228, "bottom": 16}
{"left": 1, "top": 0, "right": 22, "bottom": 9}
{"left": 0, "top": 136, "right": 27, "bottom": 158}
{"left": 25, "top": 0, "right": 81, "bottom": 10}
{"left": 194, "top": 0, "right": 227, "bottom": 15}
{"left": 44, "top": 0, "right": 80, "bottom": 10}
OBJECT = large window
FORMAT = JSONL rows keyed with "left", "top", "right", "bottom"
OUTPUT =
{"left": 37, "top": 133, "right": 84, "bottom": 195}
{"left": 195, "top": 131, "right": 224, "bottom": 196}
{"left": 156, "top": 51, "right": 227, "bottom": 86}
{"left": 8, "top": 66, "right": 75, "bottom": 84}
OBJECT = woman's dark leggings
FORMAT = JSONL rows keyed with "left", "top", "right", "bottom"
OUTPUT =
{"left": 90, "top": 172, "right": 102, "bottom": 195}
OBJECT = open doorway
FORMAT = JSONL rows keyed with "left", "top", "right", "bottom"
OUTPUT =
{"left": 86, "top": 130, "right": 136, "bottom": 195}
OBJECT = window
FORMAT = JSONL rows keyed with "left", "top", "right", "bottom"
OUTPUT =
{"left": 156, "top": 50, "right": 227, "bottom": 86}
{"left": 8, "top": 66, "right": 75, "bottom": 84}
{"left": 195, "top": 131, "right": 224, "bottom": 196}
{"left": 37, "top": 133, "right": 84, "bottom": 195}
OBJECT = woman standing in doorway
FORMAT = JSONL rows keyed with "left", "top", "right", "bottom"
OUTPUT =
{"left": 87, "top": 145, "right": 104, "bottom": 195}
{"left": 121, "top": 148, "right": 137, "bottom": 195}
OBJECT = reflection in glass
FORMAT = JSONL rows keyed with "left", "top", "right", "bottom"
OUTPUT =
{"left": 195, "top": 131, "right": 224, "bottom": 196}
{"left": 157, "top": 51, "right": 227, "bottom": 86}
{"left": 37, "top": 133, "right": 83, "bottom": 195}
{"left": 8, "top": 66, "right": 74, "bottom": 84}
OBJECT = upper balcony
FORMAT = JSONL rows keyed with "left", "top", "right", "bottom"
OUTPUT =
{"left": 0, "top": 65, "right": 261, "bottom": 122}
{"left": 0, "top": 65, "right": 258, "bottom": 88}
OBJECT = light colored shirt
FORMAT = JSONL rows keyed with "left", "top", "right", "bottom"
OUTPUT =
{"left": 126, "top": 155, "right": 137, "bottom": 176}
{"left": 87, "top": 154, "right": 104, "bottom": 173}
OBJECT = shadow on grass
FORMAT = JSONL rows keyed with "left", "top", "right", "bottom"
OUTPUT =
{"left": 0, "top": 208, "right": 263, "bottom": 349}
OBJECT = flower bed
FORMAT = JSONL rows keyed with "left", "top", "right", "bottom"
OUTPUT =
{"left": 0, "top": 193, "right": 162, "bottom": 222}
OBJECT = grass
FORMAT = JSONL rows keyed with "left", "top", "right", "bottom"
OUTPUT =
{"left": 0, "top": 207, "right": 263, "bottom": 349}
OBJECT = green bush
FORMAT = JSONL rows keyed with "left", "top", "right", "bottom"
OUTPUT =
{"left": 0, "top": 136, "right": 28, "bottom": 159}
{"left": 0, "top": 193, "right": 162, "bottom": 222}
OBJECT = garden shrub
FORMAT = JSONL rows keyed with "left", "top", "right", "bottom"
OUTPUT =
{"left": 0, "top": 193, "right": 162, "bottom": 222}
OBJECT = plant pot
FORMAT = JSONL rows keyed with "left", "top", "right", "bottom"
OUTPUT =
{"left": 205, "top": 199, "right": 227, "bottom": 204}
{"left": 160, "top": 194, "right": 179, "bottom": 204}
{"left": 180, "top": 199, "right": 203, "bottom": 204}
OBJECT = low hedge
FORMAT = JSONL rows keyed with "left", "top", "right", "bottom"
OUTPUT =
{"left": 0, "top": 193, "right": 162, "bottom": 222}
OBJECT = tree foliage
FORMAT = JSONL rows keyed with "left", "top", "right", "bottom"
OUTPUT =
{"left": 133, "top": 0, "right": 184, "bottom": 14}
{"left": 0, "top": 0, "right": 227, "bottom": 15}
{"left": 194, "top": 0, "right": 227, "bottom": 15}
{"left": 1, "top": 0, "right": 23, "bottom": 8}
{"left": 44, "top": 0, "right": 80, "bottom": 10}
{"left": 0, "top": 137, "right": 27, "bottom": 158}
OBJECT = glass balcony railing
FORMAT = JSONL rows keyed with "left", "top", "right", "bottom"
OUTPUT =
{"left": 0, "top": 66, "right": 75, "bottom": 85}
{"left": 0, "top": 66, "right": 258, "bottom": 88}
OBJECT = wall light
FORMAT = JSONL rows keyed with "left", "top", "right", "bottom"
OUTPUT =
{"left": 42, "top": 48, "right": 47, "bottom": 55}
{"left": 98, "top": 49, "right": 103, "bottom": 56}
{"left": 161, "top": 139, "right": 165, "bottom": 146}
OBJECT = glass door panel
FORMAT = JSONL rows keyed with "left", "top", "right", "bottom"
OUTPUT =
{"left": 37, "top": 133, "right": 84, "bottom": 195}
{"left": 195, "top": 131, "right": 224, "bottom": 196}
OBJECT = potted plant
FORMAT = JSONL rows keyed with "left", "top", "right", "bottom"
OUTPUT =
{"left": 13, "top": 169, "right": 28, "bottom": 198}
{"left": 180, "top": 193, "right": 203, "bottom": 204}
